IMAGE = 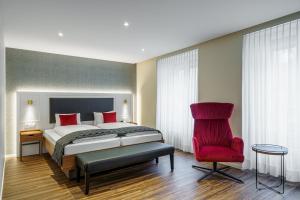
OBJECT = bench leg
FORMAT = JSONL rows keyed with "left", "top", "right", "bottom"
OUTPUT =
{"left": 85, "top": 171, "right": 90, "bottom": 195}
{"left": 76, "top": 166, "right": 81, "bottom": 183}
{"left": 170, "top": 153, "right": 174, "bottom": 172}
{"left": 155, "top": 157, "right": 159, "bottom": 164}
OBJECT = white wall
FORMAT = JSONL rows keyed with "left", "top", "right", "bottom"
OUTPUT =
{"left": 0, "top": 0, "right": 6, "bottom": 197}
{"left": 136, "top": 58, "right": 157, "bottom": 128}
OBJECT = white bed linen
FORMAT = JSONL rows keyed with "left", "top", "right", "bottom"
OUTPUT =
{"left": 96, "top": 122, "right": 136, "bottom": 129}
{"left": 93, "top": 112, "right": 104, "bottom": 125}
{"left": 121, "top": 134, "right": 163, "bottom": 146}
{"left": 72, "top": 134, "right": 118, "bottom": 144}
{"left": 54, "top": 124, "right": 98, "bottom": 137}
{"left": 44, "top": 129, "right": 120, "bottom": 155}
{"left": 125, "top": 131, "right": 159, "bottom": 136}
{"left": 97, "top": 122, "right": 163, "bottom": 146}
{"left": 97, "top": 122, "right": 160, "bottom": 137}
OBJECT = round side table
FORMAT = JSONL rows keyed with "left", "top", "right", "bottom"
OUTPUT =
{"left": 252, "top": 144, "right": 288, "bottom": 194}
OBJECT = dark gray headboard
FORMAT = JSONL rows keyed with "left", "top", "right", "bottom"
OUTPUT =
{"left": 49, "top": 98, "right": 114, "bottom": 123}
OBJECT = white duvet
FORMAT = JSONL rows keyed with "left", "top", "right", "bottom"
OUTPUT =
{"left": 54, "top": 123, "right": 137, "bottom": 138}
{"left": 96, "top": 122, "right": 137, "bottom": 129}
{"left": 54, "top": 124, "right": 119, "bottom": 144}
{"left": 96, "top": 122, "right": 158, "bottom": 136}
{"left": 53, "top": 123, "right": 158, "bottom": 144}
{"left": 54, "top": 124, "right": 98, "bottom": 137}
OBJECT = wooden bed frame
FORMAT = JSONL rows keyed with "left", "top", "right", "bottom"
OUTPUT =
{"left": 44, "top": 135, "right": 164, "bottom": 176}
{"left": 44, "top": 136, "right": 76, "bottom": 174}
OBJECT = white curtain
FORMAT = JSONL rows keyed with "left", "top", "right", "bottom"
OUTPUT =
{"left": 243, "top": 19, "right": 300, "bottom": 182}
{"left": 157, "top": 49, "right": 198, "bottom": 153}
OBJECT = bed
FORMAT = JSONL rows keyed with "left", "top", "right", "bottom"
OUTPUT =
{"left": 43, "top": 123, "right": 163, "bottom": 175}
{"left": 42, "top": 97, "right": 163, "bottom": 176}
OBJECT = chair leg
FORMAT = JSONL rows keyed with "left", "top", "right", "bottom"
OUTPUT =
{"left": 216, "top": 170, "right": 244, "bottom": 183}
{"left": 76, "top": 166, "right": 81, "bottom": 183}
{"left": 197, "top": 170, "right": 214, "bottom": 181}
{"left": 192, "top": 162, "right": 243, "bottom": 184}
{"left": 192, "top": 165, "right": 211, "bottom": 172}
{"left": 170, "top": 153, "right": 174, "bottom": 172}
{"left": 85, "top": 171, "right": 90, "bottom": 195}
{"left": 155, "top": 157, "right": 159, "bottom": 164}
{"left": 218, "top": 166, "right": 230, "bottom": 171}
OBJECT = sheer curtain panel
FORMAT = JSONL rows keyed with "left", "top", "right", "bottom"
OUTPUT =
{"left": 242, "top": 19, "right": 300, "bottom": 182}
{"left": 157, "top": 49, "right": 198, "bottom": 153}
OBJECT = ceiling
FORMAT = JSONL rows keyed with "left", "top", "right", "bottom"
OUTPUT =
{"left": 2, "top": 0, "right": 300, "bottom": 64}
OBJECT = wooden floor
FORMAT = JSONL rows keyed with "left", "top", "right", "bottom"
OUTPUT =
{"left": 3, "top": 151, "right": 300, "bottom": 200}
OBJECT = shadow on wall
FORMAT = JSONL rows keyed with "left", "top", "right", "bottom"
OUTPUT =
{"left": 139, "top": 83, "right": 156, "bottom": 129}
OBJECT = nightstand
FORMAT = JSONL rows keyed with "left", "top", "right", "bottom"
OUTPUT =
{"left": 19, "top": 129, "right": 43, "bottom": 161}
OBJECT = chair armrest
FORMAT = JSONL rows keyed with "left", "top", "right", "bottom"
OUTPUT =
{"left": 231, "top": 137, "right": 244, "bottom": 154}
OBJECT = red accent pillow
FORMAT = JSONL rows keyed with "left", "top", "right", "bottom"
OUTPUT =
{"left": 59, "top": 114, "right": 78, "bottom": 126}
{"left": 103, "top": 112, "right": 117, "bottom": 123}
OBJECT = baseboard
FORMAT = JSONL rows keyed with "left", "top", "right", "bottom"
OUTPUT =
{"left": 5, "top": 154, "right": 17, "bottom": 158}
{"left": 0, "top": 157, "right": 5, "bottom": 198}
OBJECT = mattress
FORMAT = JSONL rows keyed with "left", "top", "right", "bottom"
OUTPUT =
{"left": 44, "top": 129, "right": 121, "bottom": 155}
{"left": 121, "top": 134, "right": 163, "bottom": 146}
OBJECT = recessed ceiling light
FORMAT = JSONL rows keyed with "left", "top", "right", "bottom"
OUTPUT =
{"left": 58, "top": 32, "right": 64, "bottom": 37}
{"left": 141, "top": 48, "right": 145, "bottom": 52}
{"left": 123, "top": 21, "right": 129, "bottom": 27}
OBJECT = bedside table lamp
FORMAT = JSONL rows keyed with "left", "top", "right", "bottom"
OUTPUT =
{"left": 27, "top": 99, "right": 33, "bottom": 105}
{"left": 24, "top": 99, "right": 37, "bottom": 129}
{"left": 122, "top": 99, "right": 129, "bottom": 122}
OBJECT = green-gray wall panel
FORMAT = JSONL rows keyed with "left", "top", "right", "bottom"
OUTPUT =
{"left": 6, "top": 48, "right": 136, "bottom": 154}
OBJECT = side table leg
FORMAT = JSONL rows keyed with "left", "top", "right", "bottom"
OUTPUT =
{"left": 39, "top": 141, "right": 41, "bottom": 155}
{"left": 20, "top": 142, "right": 22, "bottom": 161}
{"left": 40, "top": 140, "right": 43, "bottom": 155}
{"left": 282, "top": 155, "right": 285, "bottom": 194}
{"left": 256, "top": 151, "right": 258, "bottom": 189}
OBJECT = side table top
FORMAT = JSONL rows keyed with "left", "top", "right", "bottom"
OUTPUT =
{"left": 20, "top": 129, "right": 43, "bottom": 136}
{"left": 252, "top": 144, "right": 288, "bottom": 155}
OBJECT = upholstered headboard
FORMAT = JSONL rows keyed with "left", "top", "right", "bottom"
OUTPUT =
{"left": 49, "top": 98, "right": 114, "bottom": 123}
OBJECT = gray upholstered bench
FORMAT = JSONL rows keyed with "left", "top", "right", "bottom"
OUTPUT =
{"left": 76, "top": 142, "right": 175, "bottom": 194}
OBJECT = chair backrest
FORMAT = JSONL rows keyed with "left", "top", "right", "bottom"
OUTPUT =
{"left": 190, "top": 102, "right": 234, "bottom": 147}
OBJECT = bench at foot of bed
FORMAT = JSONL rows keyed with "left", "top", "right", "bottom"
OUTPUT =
{"left": 76, "top": 142, "right": 175, "bottom": 195}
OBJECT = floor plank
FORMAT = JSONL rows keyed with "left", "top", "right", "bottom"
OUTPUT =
{"left": 2, "top": 151, "right": 300, "bottom": 200}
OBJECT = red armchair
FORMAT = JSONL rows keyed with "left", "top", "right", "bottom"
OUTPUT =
{"left": 190, "top": 102, "right": 244, "bottom": 183}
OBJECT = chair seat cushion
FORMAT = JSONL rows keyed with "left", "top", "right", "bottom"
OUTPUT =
{"left": 197, "top": 146, "right": 244, "bottom": 162}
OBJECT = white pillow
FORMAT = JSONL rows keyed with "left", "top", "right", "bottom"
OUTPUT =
{"left": 93, "top": 112, "right": 103, "bottom": 125}
{"left": 55, "top": 113, "right": 81, "bottom": 126}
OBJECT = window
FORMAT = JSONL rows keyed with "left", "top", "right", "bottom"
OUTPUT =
{"left": 156, "top": 49, "right": 198, "bottom": 152}
{"left": 243, "top": 19, "right": 300, "bottom": 182}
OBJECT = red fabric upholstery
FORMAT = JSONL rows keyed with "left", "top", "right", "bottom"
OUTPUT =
{"left": 190, "top": 102, "right": 233, "bottom": 119}
{"left": 59, "top": 114, "right": 77, "bottom": 126}
{"left": 197, "top": 146, "right": 244, "bottom": 162}
{"left": 190, "top": 103, "right": 244, "bottom": 163}
{"left": 231, "top": 137, "right": 244, "bottom": 155}
{"left": 103, "top": 112, "right": 117, "bottom": 123}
